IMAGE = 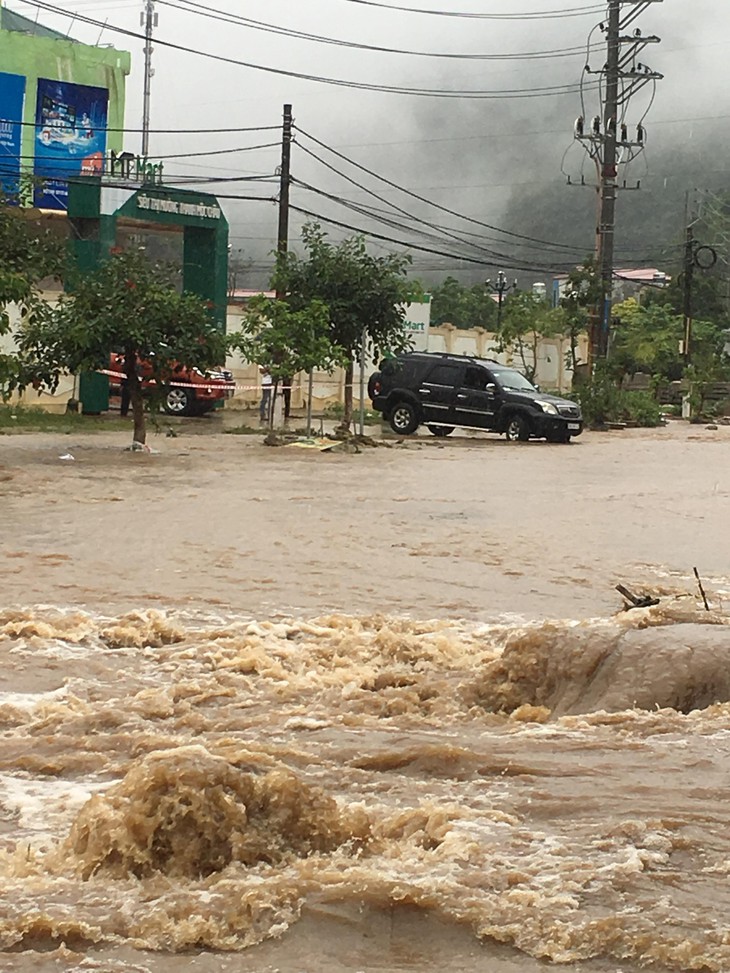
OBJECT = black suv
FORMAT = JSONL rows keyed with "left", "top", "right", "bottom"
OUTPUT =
{"left": 368, "top": 352, "right": 583, "bottom": 443}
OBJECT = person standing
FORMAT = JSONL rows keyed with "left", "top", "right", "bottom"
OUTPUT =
{"left": 281, "top": 374, "right": 292, "bottom": 421}
{"left": 259, "top": 366, "right": 273, "bottom": 423}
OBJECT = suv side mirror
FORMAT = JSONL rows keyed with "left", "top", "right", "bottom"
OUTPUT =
{"left": 485, "top": 383, "right": 497, "bottom": 393}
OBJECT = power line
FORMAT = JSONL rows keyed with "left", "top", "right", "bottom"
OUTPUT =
{"left": 295, "top": 126, "right": 596, "bottom": 254}
{"left": 0, "top": 114, "right": 280, "bottom": 135}
{"left": 291, "top": 150, "right": 591, "bottom": 261}
{"left": 331, "top": 0, "right": 605, "bottom": 20}
{"left": 294, "top": 127, "right": 682, "bottom": 262}
{"left": 291, "top": 176, "right": 523, "bottom": 263}
{"left": 290, "top": 176, "right": 673, "bottom": 269}
{"left": 289, "top": 203, "right": 593, "bottom": 275}
{"left": 14, "top": 0, "right": 599, "bottom": 100}
{"left": 0, "top": 143, "right": 280, "bottom": 165}
{"left": 156, "top": 0, "right": 597, "bottom": 62}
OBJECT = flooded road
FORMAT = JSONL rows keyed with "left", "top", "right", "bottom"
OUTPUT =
{"left": 1, "top": 421, "right": 730, "bottom": 972}
{"left": 2, "top": 421, "right": 729, "bottom": 620}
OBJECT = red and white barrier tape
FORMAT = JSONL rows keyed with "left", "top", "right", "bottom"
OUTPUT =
{"left": 100, "top": 369, "right": 362, "bottom": 394}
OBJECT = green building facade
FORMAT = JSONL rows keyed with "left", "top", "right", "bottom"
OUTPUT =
{"left": 0, "top": 1, "right": 130, "bottom": 206}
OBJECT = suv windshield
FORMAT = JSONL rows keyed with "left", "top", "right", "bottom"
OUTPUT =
{"left": 489, "top": 367, "right": 536, "bottom": 392}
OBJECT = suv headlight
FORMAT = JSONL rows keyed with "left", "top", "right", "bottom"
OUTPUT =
{"left": 536, "top": 400, "right": 558, "bottom": 415}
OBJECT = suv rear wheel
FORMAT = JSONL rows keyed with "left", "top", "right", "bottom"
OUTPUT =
{"left": 428, "top": 425, "right": 454, "bottom": 437}
{"left": 389, "top": 401, "right": 419, "bottom": 435}
{"left": 505, "top": 414, "right": 530, "bottom": 442}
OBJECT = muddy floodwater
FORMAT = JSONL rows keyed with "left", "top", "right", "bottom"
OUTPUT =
{"left": 1, "top": 421, "right": 730, "bottom": 973}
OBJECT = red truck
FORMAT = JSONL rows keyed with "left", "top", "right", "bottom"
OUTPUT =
{"left": 108, "top": 353, "right": 236, "bottom": 416}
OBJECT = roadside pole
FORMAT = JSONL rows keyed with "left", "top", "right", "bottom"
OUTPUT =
{"left": 358, "top": 327, "right": 367, "bottom": 438}
{"left": 306, "top": 370, "right": 314, "bottom": 437}
{"left": 273, "top": 103, "right": 293, "bottom": 430}
{"left": 682, "top": 223, "right": 695, "bottom": 364}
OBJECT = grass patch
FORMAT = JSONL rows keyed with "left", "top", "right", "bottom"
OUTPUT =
{"left": 323, "top": 403, "right": 381, "bottom": 425}
{"left": 0, "top": 405, "right": 131, "bottom": 434}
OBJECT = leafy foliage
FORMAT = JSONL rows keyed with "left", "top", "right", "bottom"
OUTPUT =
{"left": 574, "top": 366, "right": 664, "bottom": 428}
{"left": 230, "top": 295, "right": 347, "bottom": 381}
{"left": 610, "top": 298, "right": 728, "bottom": 384}
{"left": 272, "top": 223, "right": 416, "bottom": 427}
{"left": 429, "top": 276, "right": 497, "bottom": 330}
{"left": 557, "top": 257, "right": 601, "bottom": 371}
{"left": 0, "top": 200, "right": 66, "bottom": 395}
{"left": 492, "top": 291, "right": 561, "bottom": 383}
{"left": 14, "top": 250, "right": 225, "bottom": 443}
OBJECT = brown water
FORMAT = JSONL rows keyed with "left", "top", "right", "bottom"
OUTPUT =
{"left": 1, "top": 423, "right": 730, "bottom": 972}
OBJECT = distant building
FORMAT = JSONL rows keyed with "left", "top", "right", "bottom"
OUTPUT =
{"left": 552, "top": 267, "right": 670, "bottom": 306}
{"left": 612, "top": 268, "right": 671, "bottom": 303}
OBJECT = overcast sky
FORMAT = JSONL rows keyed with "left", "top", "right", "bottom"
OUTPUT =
{"left": 9, "top": 0, "right": 730, "bottom": 280}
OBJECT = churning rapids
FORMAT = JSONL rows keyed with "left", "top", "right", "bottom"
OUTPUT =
{"left": 1, "top": 603, "right": 730, "bottom": 973}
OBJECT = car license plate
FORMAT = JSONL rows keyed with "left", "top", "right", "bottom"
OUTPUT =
{"left": 568, "top": 422, "right": 580, "bottom": 431}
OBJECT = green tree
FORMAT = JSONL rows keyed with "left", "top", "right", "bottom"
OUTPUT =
{"left": 430, "top": 276, "right": 497, "bottom": 330}
{"left": 558, "top": 257, "right": 600, "bottom": 372}
{"left": 492, "top": 291, "right": 560, "bottom": 383}
{"left": 272, "top": 224, "right": 416, "bottom": 429}
{"left": 14, "top": 250, "right": 226, "bottom": 445}
{"left": 0, "top": 200, "right": 65, "bottom": 395}
{"left": 610, "top": 299, "right": 683, "bottom": 380}
{"left": 229, "top": 295, "right": 348, "bottom": 428}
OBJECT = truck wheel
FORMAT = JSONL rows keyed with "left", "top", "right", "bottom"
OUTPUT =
{"left": 505, "top": 414, "right": 530, "bottom": 442}
{"left": 547, "top": 428, "right": 571, "bottom": 444}
{"left": 389, "top": 401, "right": 419, "bottom": 435}
{"left": 163, "top": 387, "right": 194, "bottom": 416}
{"left": 428, "top": 425, "right": 454, "bottom": 437}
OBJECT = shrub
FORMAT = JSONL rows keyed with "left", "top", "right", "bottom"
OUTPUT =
{"left": 619, "top": 391, "right": 664, "bottom": 427}
{"left": 574, "top": 369, "right": 663, "bottom": 428}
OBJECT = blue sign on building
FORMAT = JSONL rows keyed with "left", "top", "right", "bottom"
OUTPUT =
{"left": 0, "top": 71, "right": 26, "bottom": 197}
{"left": 33, "top": 77, "right": 108, "bottom": 210}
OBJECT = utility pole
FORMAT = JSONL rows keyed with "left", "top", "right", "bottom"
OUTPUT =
{"left": 141, "top": 0, "right": 157, "bottom": 157}
{"left": 574, "top": 0, "right": 663, "bottom": 367}
{"left": 276, "top": 104, "right": 295, "bottom": 425}
{"left": 682, "top": 222, "right": 695, "bottom": 364}
{"left": 276, "top": 104, "right": 293, "bottom": 261}
{"left": 594, "top": 0, "right": 621, "bottom": 363}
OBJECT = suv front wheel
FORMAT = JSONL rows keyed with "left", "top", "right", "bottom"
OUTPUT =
{"left": 163, "top": 386, "right": 195, "bottom": 416}
{"left": 505, "top": 414, "right": 530, "bottom": 442}
{"left": 389, "top": 400, "right": 419, "bottom": 435}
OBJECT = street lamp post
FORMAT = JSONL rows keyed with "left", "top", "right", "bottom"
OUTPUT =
{"left": 486, "top": 271, "right": 517, "bottom": 329}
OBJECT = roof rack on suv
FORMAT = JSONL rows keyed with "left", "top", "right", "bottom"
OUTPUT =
{"left": 411, "top": 351, "right": 499, "bottom": 364}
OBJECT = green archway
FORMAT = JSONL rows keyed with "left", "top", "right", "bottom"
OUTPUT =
{"left": 67, "top": 177, "right": 229, "bottom": 329}
{"left": 67, "top": 177, "right": 229, "bottom": 412}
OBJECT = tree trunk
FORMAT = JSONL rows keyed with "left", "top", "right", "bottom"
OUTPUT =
{"left": 343, "top": 358, "right": 354, "bottom": 431}
{"left": 269, "top": 379, "right": 279, "bottom": 431}
{"left": 570, "top": 334, "right": 579, "bottom": 373}
{"left": 131, "top": 381, "right": 146, "bottom": 445}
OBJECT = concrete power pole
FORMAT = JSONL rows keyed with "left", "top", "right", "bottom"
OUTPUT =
{"left": 276, "top": 104, "right": 294, "bottom": 425}
{"left": 276, "top": 103, "right": 293, "bottom": 260}
{"left": 575, "top": 0, "right": 663, "bottom": 366}
{"left": 141, "top": 0, "right": 157, "bottom": 157}
{"left": 594, "top": 0, "right": 621, "bottom": 363}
